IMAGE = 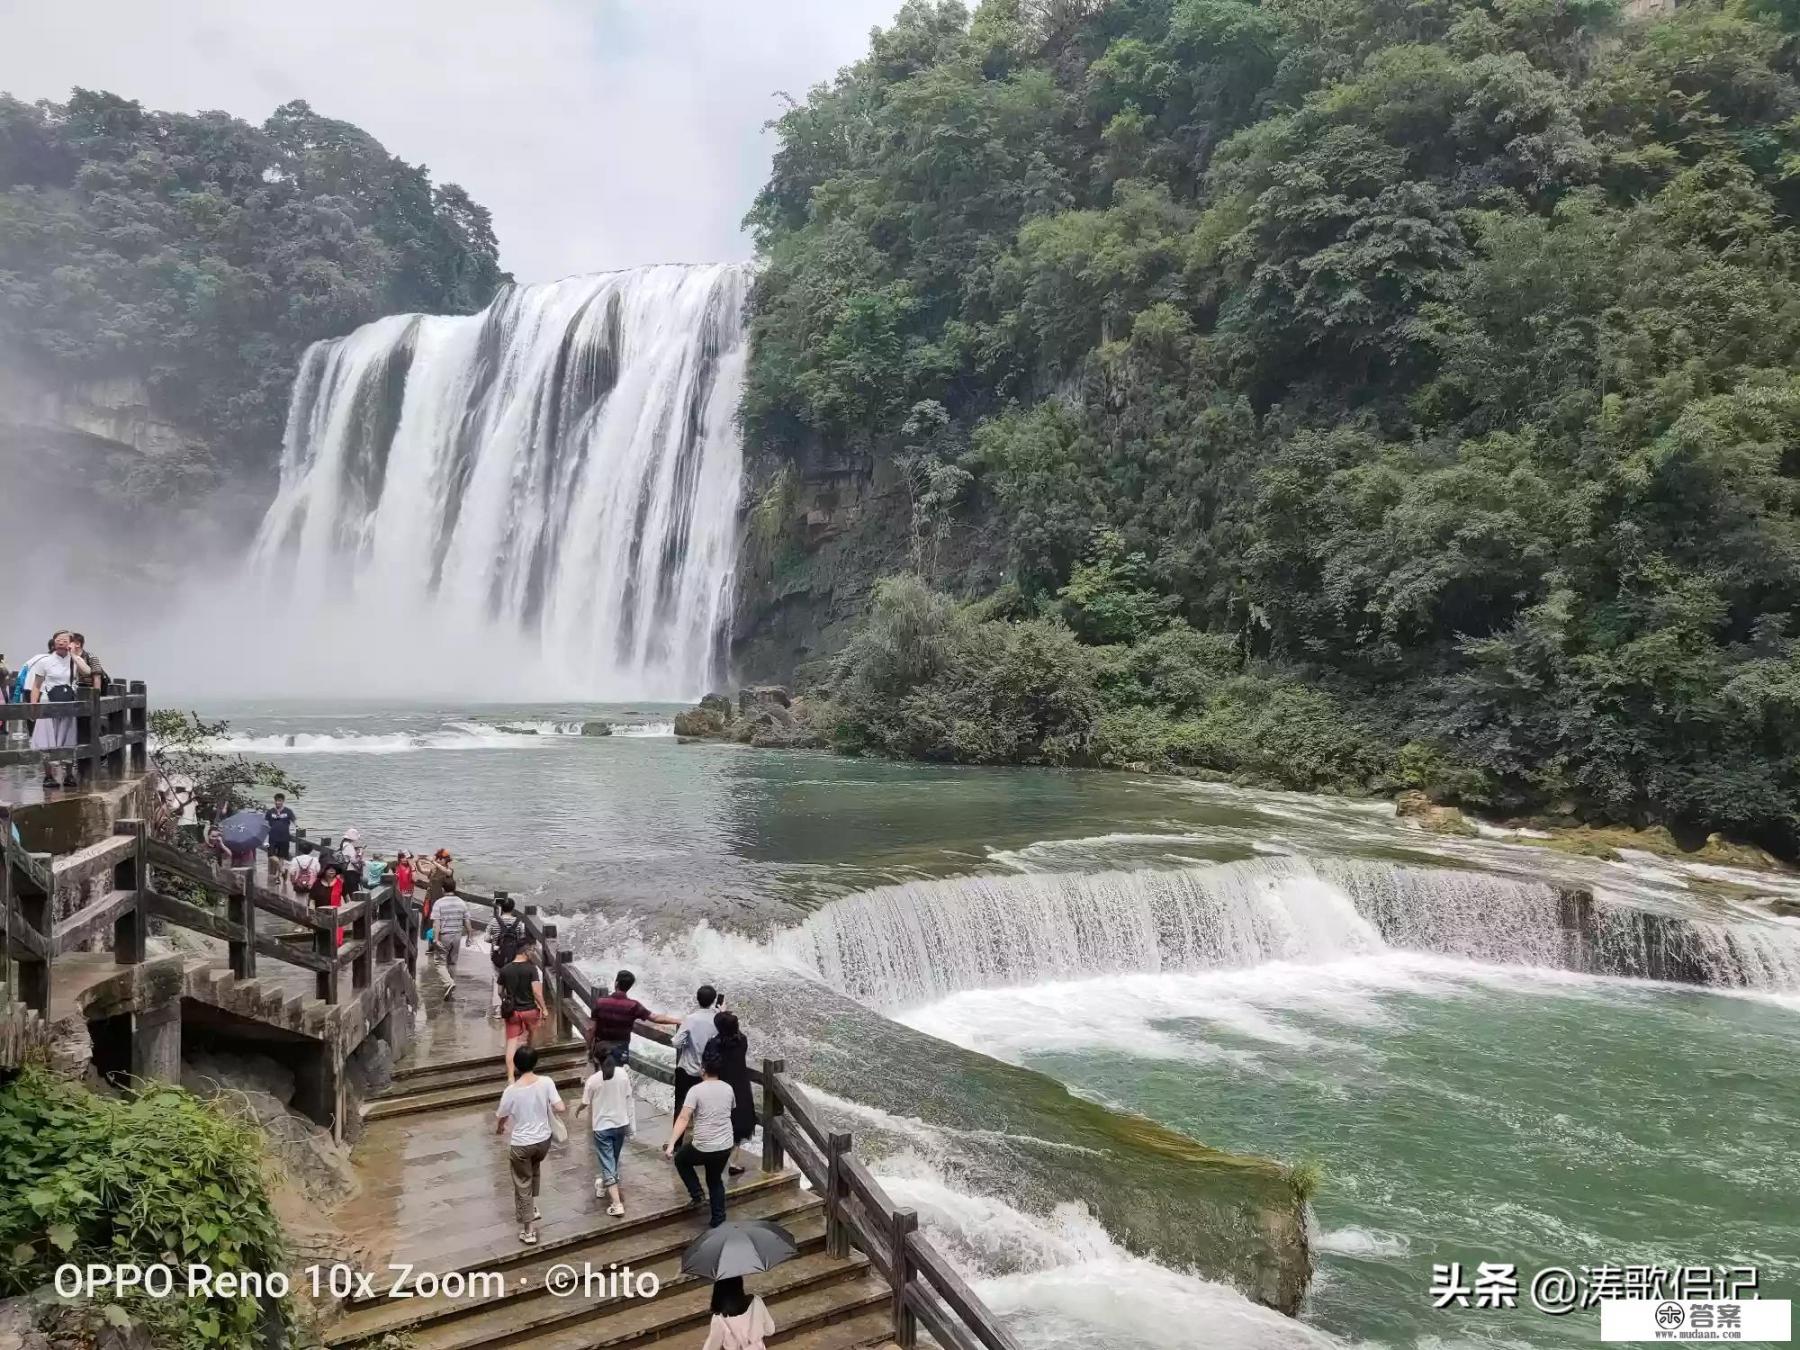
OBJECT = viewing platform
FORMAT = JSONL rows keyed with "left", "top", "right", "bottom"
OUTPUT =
{"left": 3, "top": 775, "right": 1008, "bottom": 1350}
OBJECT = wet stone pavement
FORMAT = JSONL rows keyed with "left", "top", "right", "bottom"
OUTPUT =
{"left": 332, "top": 942, "right": 757, "bottom": 1273}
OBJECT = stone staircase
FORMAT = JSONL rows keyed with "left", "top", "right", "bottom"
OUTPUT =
{"left": 329, "top": 1038, "right": 894, "bottom": 1350}
{"left": 325, "top": 1178, "right": 888, "bottom": 1349}
{"left": 363, "top": 1039, "right": 591, "bottom": 1121}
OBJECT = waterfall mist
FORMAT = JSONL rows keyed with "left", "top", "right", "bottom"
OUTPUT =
{"left": 248, "top": 263, "right": 751, "bottom": 700}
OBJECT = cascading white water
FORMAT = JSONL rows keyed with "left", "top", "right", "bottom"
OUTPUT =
{"left": 250, "top": 264, "right": 751, "bottom": 699}
{"left": 777, "top": 857, "right": 1800, "bottom": 1008}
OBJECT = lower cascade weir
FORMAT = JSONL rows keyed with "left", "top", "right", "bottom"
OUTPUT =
{"left": 777, "top": 857, "right": 1800, "bottom": 1008}
{"left": 251, "top": 264, "right": 751, "bottom": 699}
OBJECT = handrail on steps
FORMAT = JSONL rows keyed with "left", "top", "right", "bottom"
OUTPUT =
{"left": 7, "top": 816, "right": 1019, "bottom": 1350}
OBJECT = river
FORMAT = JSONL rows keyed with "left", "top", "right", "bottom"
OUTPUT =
{"left": 200, "top": 700, "right": 1800, "bottom": 1349}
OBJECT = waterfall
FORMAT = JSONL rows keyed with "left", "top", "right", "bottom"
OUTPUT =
{"left": 776, "top": 858, "right": 1800, "bottom": 1008}
{"left": 250, "top": 264, "right": 751, "bottom": 699}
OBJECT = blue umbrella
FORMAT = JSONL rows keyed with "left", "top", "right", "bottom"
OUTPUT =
{"left": 218, "top": 809, "right": 269, "bottom": 851}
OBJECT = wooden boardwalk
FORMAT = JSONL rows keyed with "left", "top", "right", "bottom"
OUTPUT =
{"left": 5, "top": 806, "right": 1008, "bottom": 1350}
{"left": 322, "top": 952, "right": 893, "bottom": 1350}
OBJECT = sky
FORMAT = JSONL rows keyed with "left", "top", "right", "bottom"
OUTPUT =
{"left": 0, "top": 0, "right": 904, "bottom": 283}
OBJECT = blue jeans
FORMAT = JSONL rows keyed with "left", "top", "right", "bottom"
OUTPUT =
{"left": 592, "top": 1126, "right": 628, "bottom": 1187}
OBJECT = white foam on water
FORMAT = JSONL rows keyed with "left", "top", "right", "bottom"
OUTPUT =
{"left": 798, "top": 1084, "right": 1103, "bottom": 1159}
{"left": 202, "top": 717, "right": 673, "bottom": 754}
{"left": 899, "top": 956, "right": 1475, "bottom": 1067}
{"left": 608, "top": 721, "right": 676, "bottom": 737}
{"left": 205, "top": 728, "right": 556, "bottom": 754}
{"left": 875, "top": 1161, "right": 1349, "bottom": 1350}
{"left": 1313, "top": 1227, "right": 1410, "bottom": 1260}
{"left": 987, "top": 831, "right": 1215, "bottom": 872}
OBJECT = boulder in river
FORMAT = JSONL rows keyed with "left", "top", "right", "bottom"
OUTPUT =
{"left": 674, "top": 705, "right": 729, "bottom": 739}
{"left": 580, "top": 720, "right": 613, "bottom": 737}
{"left": 1394, "top": 790, "right": 1477, "bottom": 836}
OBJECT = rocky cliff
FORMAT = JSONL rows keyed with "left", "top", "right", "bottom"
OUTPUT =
{"left": 0, "top": 352, "right": 208, "bottom": 462}
{"left": 729, "top": 440, "right": 1007, "bottom": 686}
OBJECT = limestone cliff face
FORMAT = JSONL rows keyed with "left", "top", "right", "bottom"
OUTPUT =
{"left": 0, "top": 352, "right": 206, "bottom": 462}
{"left": 729, "top": 439, "right": 1008, "bottom": 685}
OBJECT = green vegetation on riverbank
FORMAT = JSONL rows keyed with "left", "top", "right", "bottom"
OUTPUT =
{"left": 745, "top": 0, "right": 1800, "bottom": 857}
{"left": 0, "top": 89, "right": 507, "bottom": 487}
{"left": 0, "top": 1067, "right": 289, "bottom": 1347}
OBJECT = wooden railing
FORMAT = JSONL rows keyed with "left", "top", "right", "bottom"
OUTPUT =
{"left": 4, "top": 814, "right": 1016, "bottom": 1350}
{"left": 0, "top": 679, "right": 149, "bottom": 784}
{"left": 1, "top": 813, "right": 419, "bottom": 1023}
{"left": 433, "top": 879, "right": 1020, "bottom": 1350}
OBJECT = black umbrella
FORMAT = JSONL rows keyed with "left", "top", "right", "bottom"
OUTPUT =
{"left": 218, "top": 809, "right": 269, "bottom": 851}
{"left": 681, "top": 1219, "right": 798, "bottom": 1281}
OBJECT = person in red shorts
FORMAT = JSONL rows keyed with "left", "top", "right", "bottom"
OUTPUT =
{"left": 498, "top": 944, "right": 549, "bottom": 1083}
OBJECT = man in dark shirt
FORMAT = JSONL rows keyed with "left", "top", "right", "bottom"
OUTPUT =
{"left": 586, "top": 969, "right": 678, "bottom": 1069}
{"left": 264, "top": 793, "right": 297, "bottom": 880}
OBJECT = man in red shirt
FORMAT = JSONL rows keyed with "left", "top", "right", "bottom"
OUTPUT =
{"left": 586, "top": 969, "right": 678, "bottom": 1069}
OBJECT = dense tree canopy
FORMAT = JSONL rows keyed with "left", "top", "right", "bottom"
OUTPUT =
{"left": 0, "top": 89, "right": 506, "bottom": 481}
{"left": 747, "top": 0, "right": 1800, "bottom": 852}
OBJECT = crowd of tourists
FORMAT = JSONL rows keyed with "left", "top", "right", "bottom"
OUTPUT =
{"left": 493, "top": 968, "right": 774, "bottom": 1341}
{"left": 1, "top": 629, "right": 110, "bottom": 789}
{"left": 495, "top": 971, "right": 760, "bottom": 1239}
{"left": 191, "top": 799, "right": 780, "bottom": 1345}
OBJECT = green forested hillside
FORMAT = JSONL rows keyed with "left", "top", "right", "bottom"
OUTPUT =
{"left": 0, "top": 89, "right": 506, "bottom": 487}
{"left": 745, "top": 0, "right": 1800, "bottom": 852}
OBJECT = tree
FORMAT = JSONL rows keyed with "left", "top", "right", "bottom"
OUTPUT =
{"left": 746, "top": 0, "right": 1800, "bottom": 855}
{"left": 0, "top": 90, "right": 508, "bottom": 483}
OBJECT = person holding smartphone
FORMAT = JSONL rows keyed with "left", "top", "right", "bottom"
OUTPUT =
{"left": 28, "top": 631, "right": 89, "bottom": 789}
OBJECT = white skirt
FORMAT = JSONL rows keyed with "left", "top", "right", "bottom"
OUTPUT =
{"left": 31, "top": 705, "right": 76, "bottom": 751}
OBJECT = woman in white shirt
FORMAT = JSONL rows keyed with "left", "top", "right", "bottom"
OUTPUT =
{"left": 29, "top": 631, "right": 89, "bottom": 789}
{"left": 493, "top": 1045, "right": 565, "bottom": 1245}
{"left": 577, "top": 1049, "right": 635, "bottom": 1216}
{"left": 701, "top": 1277, "right": 775, "bottom": 1350}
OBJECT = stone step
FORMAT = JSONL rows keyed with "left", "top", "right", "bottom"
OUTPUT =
{"left": 478, "top": 1254, "right": 882, "bottom": 1350}
{"left": 771, "top": 1308, "right": 896, "bottom": 1349}
{"left": 328, "top": 1186, "right": 823, "bottom": 1343}
{"left": 363, "top": 1074, "right": 582, "bottom": 1122}
{"left": 345, "top": 1170, "right": 804, "bottom": 1303}
{"left": 382, "top": 1042, "right": 589, "bottom": 1099}
{"left": 402, "top": 1248, "right": 870, "bottom": 1350}
{"left": 391, "top": 1040, "right": 588, "bottom": 1085}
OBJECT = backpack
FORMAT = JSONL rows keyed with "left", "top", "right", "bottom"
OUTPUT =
{"left": 491, "top": 915, "right": 526, "bottom": 970}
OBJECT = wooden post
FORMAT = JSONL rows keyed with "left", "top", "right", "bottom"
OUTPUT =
{"left": 539, "top": 922, "right": 561, "bottom": 1038}
{"left": 890, "top": 1208, "right": 919, "bottom": 1347}
{"left": 555, "top": 946, "right": 574, "bottom": 1041}
{"left": 112, "top": 819, "right": 147, "bottom": 965}
{"left": 0, "top": 806, "right": 13, "bottom": 1012}
{"left": 131, "top": 1002, "right": 181, "bottom": 1085}
{"left": 825, "top": 1131, "right": 852, "bottom": 1259}
{"left": 15, "top": 840, "right": 52, "bottom": 1017}
{"left": 126, "top": 680, "right": 148, "bottom": 773}
{"left": 351, "top": 889, "right": 374, "bottom": 990}
{"left": 761, "top": 1059, "right": 786, "bottom": 1172}
{"left": 102, "top": 681, "right": 124, "bottom": 779}
{"left": 314, "top": 904, "right": 339, "bottom": 1004}
{"left": 228, "top": 867, "right": 257, "bottom": 979}
{"left": 74, "top": 686, "right": 99, "bottom": 785}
